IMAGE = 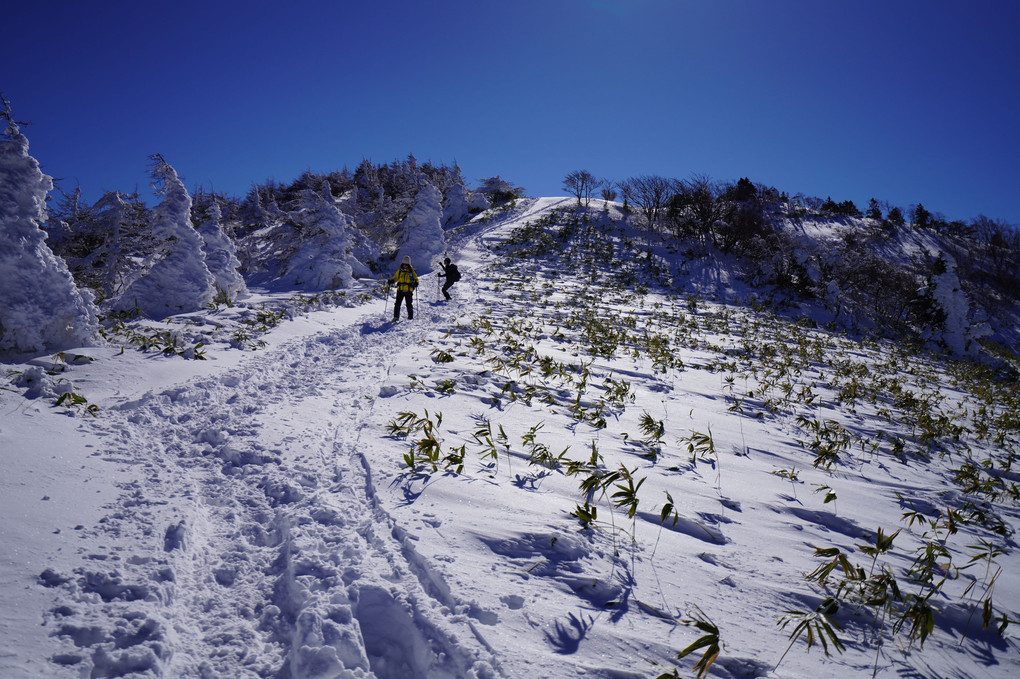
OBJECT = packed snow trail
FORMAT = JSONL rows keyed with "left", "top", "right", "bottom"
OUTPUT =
{"left": 42, "top": 300, "right": 500, "bottom": 678}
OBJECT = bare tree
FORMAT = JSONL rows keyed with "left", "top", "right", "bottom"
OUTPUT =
{"left": 973, "top": 215, "right": 1020, "bottom": 283}
{"left": 623, "top": 175, "right": 674, "bottom": 229}
{"left": 617, "top": 179, "right": 633, "bottom": 211}
{"left": 665, "top": 174, "right": 724, "bottom": 246}
{"left": 562, "top": 169, "right": 599, "bottom": 207}
{"left": 599, "top": 179, "right": 617, "bottom": 203}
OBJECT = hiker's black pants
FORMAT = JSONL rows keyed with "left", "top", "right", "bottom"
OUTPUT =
{"left": 394, "top": 290, "right": 413, "bottom": 319}
{"left": 442, "top": 279, "right": 455, "bottom": 300}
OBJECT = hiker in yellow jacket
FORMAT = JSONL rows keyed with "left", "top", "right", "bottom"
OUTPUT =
{"left": 389, "top": 256, "right": 419, "bottom": 321}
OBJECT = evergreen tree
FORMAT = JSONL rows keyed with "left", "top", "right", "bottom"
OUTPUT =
{"left": 354, "top": 158, "right": 382, "bottom": 208}
{"left": 728, "top": 177, "right": 757, "bottom": 202}
{"left": 911, "top": 203, "right": 932, "bottom": 229}
{"left": 0, "top": 96, "right": 100, "bottom": 353}
{"left": 111, "top": 155, "right": 216, "bottom": 318}
{"left": 887, "top": 206, "right": 905, "bottom": 226}
{"left": 45, "top": 185, "right": 89, "bottom": 253}
{"left": 193, "top": 192, "right": 248, "bottom": 302}
{"left": 394, "top": 183, "right": 446, "bottom": 272}
{"left": 280, "top": 188, "right": 362, "bottom": 290}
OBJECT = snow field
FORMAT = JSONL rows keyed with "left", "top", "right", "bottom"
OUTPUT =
{"left": 363, "top": 201, "right": 1020, "bottom": 677}
{"left": 1, "top": 197, "right": 1018, "bottom": 678}
{"left": 7, "top": 296, "right": 499, "bottom": 678}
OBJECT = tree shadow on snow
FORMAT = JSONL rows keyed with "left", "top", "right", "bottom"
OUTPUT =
{"left": 544, "top": 610, "right": 595, "bottom": 654}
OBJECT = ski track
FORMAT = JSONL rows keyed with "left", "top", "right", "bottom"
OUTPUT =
{"left": 42, "top": 304, "right": 500, "bottom": 678}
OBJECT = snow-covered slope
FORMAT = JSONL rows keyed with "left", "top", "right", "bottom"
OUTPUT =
{"left": 1, "top": 198, "right": 1018, "bottom": 678}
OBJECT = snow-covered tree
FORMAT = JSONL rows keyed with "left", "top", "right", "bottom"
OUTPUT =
{"left": 393, "top": 154, "right": 425, "bottom": 194}
{"left": 44, "top": 185, "right": 88, "bottom": 254}
{"left": 441, "top": 182, "right": 472, "bottom": 227}
{"left": 110, "top": 155, "right": 216, "bottom": 318}
{"left": 0, "top": 97, "right": 100, "bottom": 353}
{"left": 476, "top": 175, "right": 525, "bottom": 205}
{"left": 280, "top": 189, "right": 364, "bottom": 290}
{"left": 394, "top": 183, "right": 445, "bottom": 272}
{"left": 346, "top": 222, "right": 380, "bottom": 276}
{"left": 354, "top": 159, "right": 382, "bottom": 207}
{"left": 61, "top": 191, "right": 150, "bottom": 299}
{"left": 193, "top": 193, "right": 248, "bottom": 302}
{"left": 234, "top": 183, "right": 287, "bottom": 275}
{"left": 467, "top": 190, "right": 491, "bottom": 213}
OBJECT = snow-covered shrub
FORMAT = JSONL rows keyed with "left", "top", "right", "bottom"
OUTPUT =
{"left": 0, "top": 100, "right": 100, "bottom": 353}
{"left": 467, "top": 190, "right": 490, "bottom": 213}
{"left": 110, "top": 155, "right": 216, "bottom": 318}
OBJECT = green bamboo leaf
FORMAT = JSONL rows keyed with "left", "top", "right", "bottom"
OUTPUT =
{"left": 677, "top": 634, "right": 716, "bottom": 658}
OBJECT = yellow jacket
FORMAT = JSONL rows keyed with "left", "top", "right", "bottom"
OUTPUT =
{"left": 391, "top": 265, "right": 419, "bottom": 292}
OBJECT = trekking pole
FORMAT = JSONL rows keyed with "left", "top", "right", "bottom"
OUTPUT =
{"left": 382, "top": 282, "right": 390, "bottom": 320}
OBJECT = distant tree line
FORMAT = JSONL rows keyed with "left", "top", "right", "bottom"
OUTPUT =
{"left": 566, "top": 171, "right": 788, "bottom": 253}
{"left": 4, "top": 89, "right": 530, "bottom": 353}
{"left": 563, "top": 168, "right": 1020, "bottom": 352}
{"left": 45, "top": 156, "right": 524, "bottom": 307}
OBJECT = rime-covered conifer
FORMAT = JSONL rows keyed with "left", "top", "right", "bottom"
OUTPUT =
{"left": 442, "top": 182, "right": 472, "bottom": 227}
{"left": 194, "top": 193, "right": 248, "bottom": 302}
{"left": 279, "top": 189, "right": 364, "bottom": 290}
{"left": 394, "top": 183, "right": 445, "bottom": 272}
{"left": 0, "top": 97, "right": 100, "bottom": 353}
{"left": 110, "top": 155, "right": 216, "bottom": 318}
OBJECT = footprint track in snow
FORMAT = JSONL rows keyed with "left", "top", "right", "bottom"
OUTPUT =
{"left": 43, "top": 310, "right": 500, "bottom": 678}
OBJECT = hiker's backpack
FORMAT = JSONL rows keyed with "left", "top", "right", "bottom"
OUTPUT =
{"left": 448, "top": 264, "right": 461, "bottom": 282}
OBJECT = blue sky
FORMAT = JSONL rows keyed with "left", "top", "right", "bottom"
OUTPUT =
{"left": 4, "top": 0, "right": 1019, "bottom": 224}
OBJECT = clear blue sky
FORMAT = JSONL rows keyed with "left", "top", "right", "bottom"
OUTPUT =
{"left": 4, "top": 0, "right": 1019, "bottom": 224}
